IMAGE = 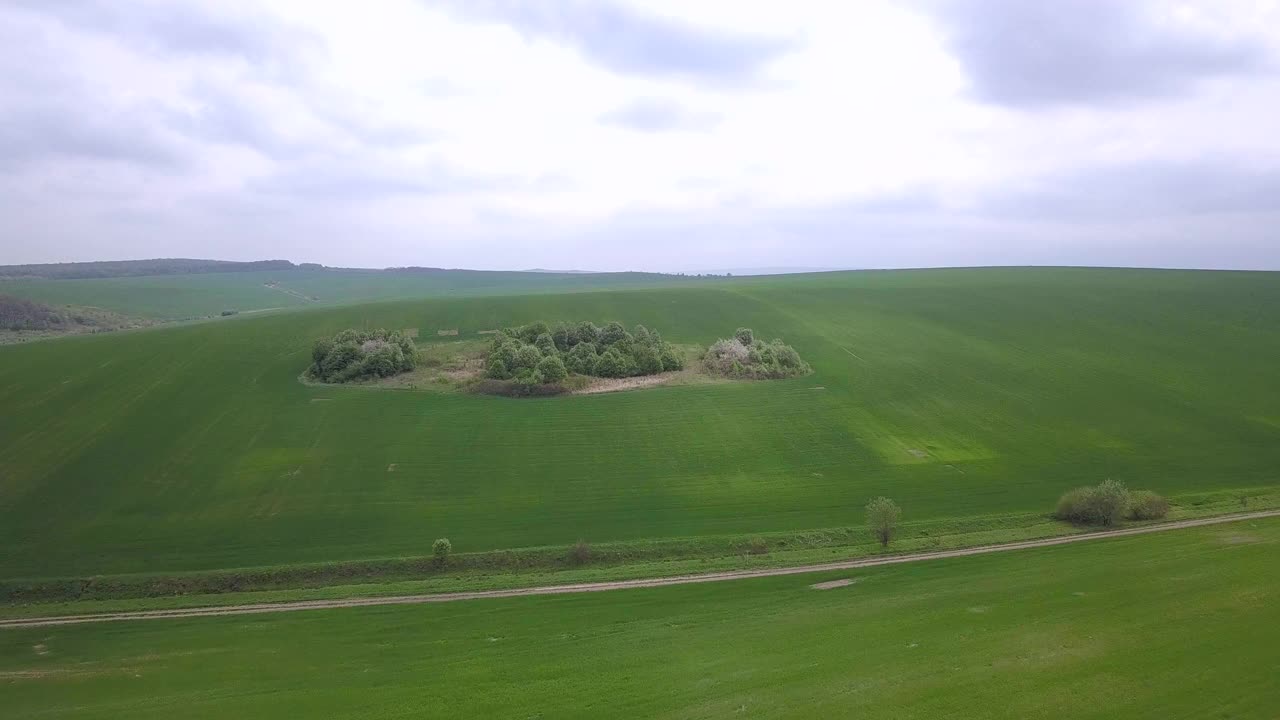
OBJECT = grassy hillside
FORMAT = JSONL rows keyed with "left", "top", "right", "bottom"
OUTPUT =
{"left": 2, "top": 518, "right": 1276, "bottom": 718}
{"left": 0, "top": 267, "right": 694, "bottom": 320}
{"left": 1, "top": 268, "right": 1279, "bottom": 579}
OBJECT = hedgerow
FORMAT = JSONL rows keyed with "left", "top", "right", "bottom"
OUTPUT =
{"left": 309, "top": 328, "right": 417, "bottom": 383}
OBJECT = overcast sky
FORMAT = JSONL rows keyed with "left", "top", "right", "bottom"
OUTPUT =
{"left": 2, "top": 0, "right": 1278, "bottom": 271}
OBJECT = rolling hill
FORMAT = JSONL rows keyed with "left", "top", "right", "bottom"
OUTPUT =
{"left": 1, "top": 267, "right": 1278, "bottom": 583}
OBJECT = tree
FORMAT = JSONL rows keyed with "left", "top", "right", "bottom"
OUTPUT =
{"left": 485, "top": 356, "right": 509, "bottom": 379}
{"left": 1091, "top": 479, "right": 1130, "bottom": 526}
{"left": 576, "top": 321, "right": 600, "bottom": 345}
{"left": 633, "top": 344, "right": 663, "bottom": 375}
{"left": 552, "top": 322, "right": 575, "bottom": 351}
{"left": 866, "top": 496, "right": 901, "bottom": 548}
{"left": 735, "top": 327, "right": 754, "bottom": 346}
{"left": 534, "top": 332, "right": 557, "bottom": 356}
{"left": 594, "top": 347, "right": 635, "bottom": 378}
{"left": 518, "top": 321, "right": 551, "bottom": 343}
{"left": 513, "top": 345, "right": 542, "bottom": 371}
{"left": 432, "top": 538, "right": 452, "bottom": 566}
{"left": 600, "top": 321, "right": 629, "bottom": 346}
{"left": 537, "top": 354, "right": 568, "bottom": 383}
{"left": 566, "top": 342, "right": 599, "bottom": 374}
{"left": 660, "top": 346, "right": 684, "bottom": 371}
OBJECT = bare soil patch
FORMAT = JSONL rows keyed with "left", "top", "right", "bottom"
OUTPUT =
{"left": 575, "top": 374, "right": 680, "bottom": 395}
{"left": 810, "top": 578, "right": 857, "bottom": 590}
{"left": 437, "top": 329, "right": 458, "bottom": 336}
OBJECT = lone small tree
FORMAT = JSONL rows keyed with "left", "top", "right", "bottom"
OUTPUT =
{"left": 866, "top": 496, "right": 902, "bottom": 548}
{"left": 432, "top": 538, "right": 452, "bottom": 567}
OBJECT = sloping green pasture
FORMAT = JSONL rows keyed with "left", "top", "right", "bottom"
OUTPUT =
{"left": 1, "top": 267, "right": 1278, "bottom": 578}
{"left": 2, "top": 518, "right": 1276, "bottom": 718}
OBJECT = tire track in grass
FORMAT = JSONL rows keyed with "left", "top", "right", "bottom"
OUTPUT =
{"left": 4, "top": 510, "right": 1276, "bottom": 629}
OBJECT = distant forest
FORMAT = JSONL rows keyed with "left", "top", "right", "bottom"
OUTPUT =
{"left": 0, "top": 258, "right": 306, "bottom": 280}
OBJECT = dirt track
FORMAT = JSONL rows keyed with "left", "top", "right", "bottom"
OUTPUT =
{"left": 4, "top": 510, "right": 1277, "bottom": 629}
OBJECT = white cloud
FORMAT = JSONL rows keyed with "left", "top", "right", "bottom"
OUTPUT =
{"left": 1, "top": 0, "right": 1278, "bottom": 270}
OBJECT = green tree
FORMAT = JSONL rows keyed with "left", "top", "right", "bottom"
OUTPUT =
{"left": 534, "top": 332, "right": 557, "bottom": 356}
{"left": 513, "top": 345, "right": 542, "bottom": 371}
{"left": 735, "top": 327, "right": 755, "bottom": 346}
{"left": 432, "top": 538, "right": 451, "bottom": 567}
{"left": 566, "top": 342, "right": 599, "bottom": 374}
{"left": 633, "top": 343, "right": 663, "bottom": 375}
{"left": 576, "top": 321, "right": 600, "bottom": 345}
{"left": 537, "top": 354, "right": 568, "bottom": 383}
{"left": 866, "top": 496, "right": 902, "bottom": 548}
{"left": 600, "top": 321, "right": 629, "bottom": 346}
{"left": 594, "top": 347, "right": 635, "bottom": 378}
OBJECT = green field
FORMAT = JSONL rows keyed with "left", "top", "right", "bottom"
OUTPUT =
{"left": 2, "top": 267, "right": 1279, "bottom": 583}
{"left": 0, "top": 267, "right": 693, "bottom": 320}
{"left": 3, "top": 517, "right": 1276, "bottom": 718}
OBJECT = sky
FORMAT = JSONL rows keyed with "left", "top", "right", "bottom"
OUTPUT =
{"left": 2, "top": 0, "right": 1279, "bottom": 272}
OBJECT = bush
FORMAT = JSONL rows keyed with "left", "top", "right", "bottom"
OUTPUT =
{"left": 220, "top": 309, "right": 238, "bottom": 316}
{"left": 568, "top": 539, "right": 592, "bottom": 565}
{"left": 1128, "top": 490, "right": 1169, "bottom": 520}
{"left": 1054, "top": 479, "right": 1131, "bottom": 526}
{"left": 866, "top": 496, "right": 902, "bottom": 547}
{"left": 703, "top": 329, "right": 810, "bottom": 379}
{"left": 746, "top": 536, "right": 769, "bottom": 555}
{"left": 432, "top": 538, "right": 452, "bottom": 566}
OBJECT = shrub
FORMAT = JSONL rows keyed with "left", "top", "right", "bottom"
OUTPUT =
{"left": 866, "top": 496, "right": 902, "bottom": 547}
{"left": 746, "top": 536, "right": 769, "bottom": 555}
{"left": 1128, "top": 490, "right": 1169, "bottom": 520}
{"left": 1054, "top": 479, "right": 1131, "bottom": 526}
{"left": 432, "top": 538, "right": 452, "bottom": 566}
{"left": 568, "top": 539, "right": 592, "bottom": 565}
{"left": 220, "top": 309, "right": 238, "bottom": 316}
{"left": 703, "top": 329, "right": 809, "bottom": 379}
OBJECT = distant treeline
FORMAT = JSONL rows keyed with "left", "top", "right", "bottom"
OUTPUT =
{"left": 0, "top": 258, "right": 303, "bottom": 280}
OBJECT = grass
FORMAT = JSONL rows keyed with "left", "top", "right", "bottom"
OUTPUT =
{"left": 2, "top": 517, "right": 1277, "bottom": 718}
{"left": 4, "top": 486, "right": 1275, "bottom": 614}
{"left": 1, "top": 267, "right": 1279, "bottom": 583}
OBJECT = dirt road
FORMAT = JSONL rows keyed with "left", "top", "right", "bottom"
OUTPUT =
{"left": 4, "top": 510, "right": 1276, "bottom": 629}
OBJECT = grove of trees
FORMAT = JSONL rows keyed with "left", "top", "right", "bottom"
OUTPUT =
{"left": 309, "top": 328, "right": 417, "bottom": 383}
{"left": 484, "top": 321, "right": 684, "bottom": 388}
